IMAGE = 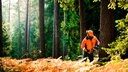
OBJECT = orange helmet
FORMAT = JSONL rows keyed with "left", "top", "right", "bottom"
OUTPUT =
{"left": 87, "top": 30, "right": 94, "bottom": 36}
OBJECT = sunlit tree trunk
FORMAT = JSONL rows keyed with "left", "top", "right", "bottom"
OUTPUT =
{"left": 0, "top": 0, "right": 3, "bottom": 57}
{"left": 7, "top": 0, "right": 11, "bottom": 36}
{"left": 24, "top": 0, "right": 30, "bottom": 58}
{"left": 8, "top": 0, "right": 10, "bottom": 23}
{"left": 62, "top": 11, "right": 67, "bottom": 60}
{"left": 53, "top": 0, "right": 60, "bottom": 58}
{"left": 99, "top": 0, "right": 114, "bottom": 58}
{"left": 39, "top": 0, "right": 45, "bottom": 58}
{"left": 18, "top": 0, "right": 22, "bottom": 59}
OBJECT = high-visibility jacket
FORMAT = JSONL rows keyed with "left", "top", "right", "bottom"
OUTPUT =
{"left": 81, "top": 36, "right": 100, "bottom": 53}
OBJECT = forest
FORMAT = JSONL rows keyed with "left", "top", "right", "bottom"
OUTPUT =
{"left": 0, "top": 0, "right": 128, "bottom": 72}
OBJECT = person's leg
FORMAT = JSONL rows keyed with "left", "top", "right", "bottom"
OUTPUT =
{"left": 83, "top": 51, "right": 87, "bottom": 58}
{"left": 88, "top": 53, "right": 94, "bottom": 62}
{"left": 83, "top": 52, "right": 88, "bottom": 61}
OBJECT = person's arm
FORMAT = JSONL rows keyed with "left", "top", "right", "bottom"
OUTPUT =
{"left": 93, "top": 36, "right": 100, "bottom": 50}
{"left": 92, "top": 36, "right": 100, "bottom": 48}
{"left": 81, "top": 38, "right": 87, "bottom": 52}
{"left": 96, "top": 37, "right": 100, "bottom": 45}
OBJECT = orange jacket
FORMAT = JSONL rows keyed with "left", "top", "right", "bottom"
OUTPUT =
{"left": 81, "top": 36, "right": 100, "bottom": 52}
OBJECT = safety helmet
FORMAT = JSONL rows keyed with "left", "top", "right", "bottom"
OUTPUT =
{"left": 87, "top": 30, "right": 94, "bottom": 36}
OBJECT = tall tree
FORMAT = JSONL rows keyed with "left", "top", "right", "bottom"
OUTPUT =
{"left": 0, "top": 0, "right": 3, "bottom": 57}
{"left": 62, "top": 11, "right": 66, "bottom": 60}
{"left": 78, "top": 0, "right": 86, "bottom": 55}
{"left": 99, "top": 0, "right": 114, "bottom": 59}
{"left": 39, "top": 0, "right": 45, "bottom": 58}
{"left": 53, "top": 0, "right": 60, "bottom": 58}
{"left": 18, "top": 0, "right": 22, "bottom": 58}
{"left": 24, "top": 0, "right": 30, "bottom": 58}
{"left": 8, "top": 0, "right": 10, "bottom": 23}
{"left": 78, "top": 0, "right": 86, "bottom": 42}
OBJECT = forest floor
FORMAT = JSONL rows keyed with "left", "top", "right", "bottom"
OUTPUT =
{"left": 0, "top": 56, "right": 128, "bottom": 72}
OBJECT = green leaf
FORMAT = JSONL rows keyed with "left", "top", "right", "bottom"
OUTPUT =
{"left": 123, "top": 4, "right": 128, "bottom": 10}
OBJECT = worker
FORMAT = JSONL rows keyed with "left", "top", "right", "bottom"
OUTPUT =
{"left": 81, "top": 30, "right": 100, "bottom": 62}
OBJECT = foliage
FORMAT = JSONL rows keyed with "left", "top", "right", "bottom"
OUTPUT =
{"left": 94, "top": 0, "right": 128, "bottom": 10}
{"left": 29, "top": 49, "right": 41, "bottom": 60}
{"left": 2, "top": 22, "right": 12, "bottom": 56}
{"left": 44, "top": 0, "right": 54, "bottom": 57}
{"left": 58, "top": 0, "right": 76, "bottom": 11}
{"left": 93, "top": 0, "right": 101, "bottom": 2}
{"left": 106, "top": 0, "right": 128, "bottom": 10}
{"left": 11, "top": 22, "right": 25, "bottom": 59}
{"left": 60, "top": 11, "right": 80, "bottom": 60}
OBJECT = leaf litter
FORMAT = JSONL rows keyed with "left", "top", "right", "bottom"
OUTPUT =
{"left": 0, "top": 57, "right": 128, "bottom": 72}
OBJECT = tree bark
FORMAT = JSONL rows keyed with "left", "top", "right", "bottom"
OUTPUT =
{"left": 39, "top": 0, "right": 45, "bottom": 58}
{"left": 24, "top": 0, "right": 30, "bottom": 58}
{"left": 0, "top": 0, "right": 3, "bottom": 57}
{"left": 62, "top": 11, "right": 67, "bottom": 60}
{"left": 79, "top": 0, "right": 86, "bottom": 42}
{"left": 99, "top": 0, "right": 114, "bottom": 58}
{"left": 53, "top": 0, "right": 60, "bottom": 58}
{"left": 8, "top": 0, "right": 10, "bottom": 23}
{"left": 79, "top": 0, "right": 86, "bottom": 55}
{"left": 18, "top": 0, "right": 22, "bottom": 59}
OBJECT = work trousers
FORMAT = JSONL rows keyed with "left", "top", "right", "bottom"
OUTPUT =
{"left": 83, "top": 52, "right": 94, "bottom": 62}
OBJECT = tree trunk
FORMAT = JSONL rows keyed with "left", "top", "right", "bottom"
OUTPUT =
{"left": 8, "top": 0, "right": 10, "bottom": 23}
{"left": 99, "top": 0, "right": 114, "bottom": 58}
{"left": 39, "top": 0, "right": 45, "bottom": 58}
{"left": 0, "top": 0, "right": 3, "bottom": 57}
{"left": 79, "top": 0, "right": 86, "bottom": 54}
{"left": 53, "top": 0, "right": 60, "bottom": 58}
{"left": 79, "top": 0, "right": 86, "bottom": 42}
{"left": 62, "top": 11, "right": 67, "bottom": 60}
{"left": 24, "top": 0, "right": 30, "bottom": 58}
{"left": 18, "top": 0, "right": 22, "bottom": 59}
